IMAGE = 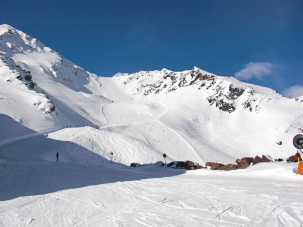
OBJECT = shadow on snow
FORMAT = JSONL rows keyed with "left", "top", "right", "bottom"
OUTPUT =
{"left": 0, "top": 114, "right": 185, "bottom": 201}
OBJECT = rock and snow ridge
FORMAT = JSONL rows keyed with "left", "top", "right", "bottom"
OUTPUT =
{"left": 1, "top": 24, "right": 303, "bottom": 166}
{"left": 0, "top": 24, "right": 108, "bottom": 131}
{"left": 115, "top": 65, "right": 287, "bottom": 114}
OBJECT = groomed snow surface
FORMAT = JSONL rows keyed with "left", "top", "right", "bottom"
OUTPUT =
{"left": 1, "top": 115, "right": 303, "bottom": 227}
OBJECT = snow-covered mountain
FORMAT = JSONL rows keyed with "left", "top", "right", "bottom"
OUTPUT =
{"left": 1, "top": 24, "right": 303, "bottom": 166}
{"left": 2, "top": 24, "right": 303, "bottom": 226}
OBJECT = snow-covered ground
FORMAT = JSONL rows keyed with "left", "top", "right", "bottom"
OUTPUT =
{"left": 1, "top": 131, "right": 303, "bottom": 226}
{"left": 1, "top": 24, "right": 303, "bottom": 226}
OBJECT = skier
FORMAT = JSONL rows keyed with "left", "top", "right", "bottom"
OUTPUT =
{"left": 56, "top": 152, "right": 59, "bottom": 162}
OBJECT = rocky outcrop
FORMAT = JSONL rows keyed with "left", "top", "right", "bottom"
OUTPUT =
{"left": 228, "top": 84, "right": 245, "bottom": 99}
{"left": 262, "top": 155, "right": 272, "bottom": 162}
{"left": 132, "top": 154, "right": 276, "bottom": 171}
{"left": 0, "top": 52, "right": 56, "bottom": 114}
{"left": 176, "top": 161, "right": 186, "bottom": 168}
{"left": 205, "top": 162, "right": 223, "bottom": 170}
{"left": 235, "top": 159, "right": 241, "bottom": 165}
{"left": 252, "top": 155, "right": 273, "bottom": 165}
{"left": 185, "top": 160, "right": 195, "bottom": 170}
{"left": 155, "top": 160, "right": 201, "bottom": 170}
{"left": 253, "top": 156, "right": 264, "bottom": 165}
{"left": 238, "top": 157, "right": 254, "bottom": 169}
{"left": 121, "top": 67, "right": 265, "bottom": 114}
{"left": 185, "top": 160, "right": 194, "bottom": 166}
{"left": 206, "top": 83, "right": 248, "bottom": 113}
{"left": 130, "top": 163, "right": 143, "bottom": 167}
{"left": 218, "top": 164, "right": 237, "bottom": 171}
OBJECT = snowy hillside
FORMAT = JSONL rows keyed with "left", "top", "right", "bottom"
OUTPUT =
{"left": 1, "top": 24, "right": 303, "bottom": 226}
{"left": 0, "top": 24, "right": 110, "bottom": 134}
{"left": 107, "top": 68, "right": 303, "bottom": 164}
{"left": 1, "top": 24, "right": 303, "bottom": 166}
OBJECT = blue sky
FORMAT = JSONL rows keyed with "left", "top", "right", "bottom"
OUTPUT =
{"left": 1, "top": 0, "right": 303, "bottom": 97}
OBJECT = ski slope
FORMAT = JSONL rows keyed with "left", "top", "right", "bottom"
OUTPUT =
{"left": 1, "top": 134, "right": 303, "bottom": 226}
{"left": 1, "top": 114, "right": 303, "bottom": 226}
{"left": 1, "top": 24, "right": 303, "bottom": 165}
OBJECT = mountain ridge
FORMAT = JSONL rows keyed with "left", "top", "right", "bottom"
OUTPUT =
{"left": 0, "top": 24, "right": 302, "bottom": 165}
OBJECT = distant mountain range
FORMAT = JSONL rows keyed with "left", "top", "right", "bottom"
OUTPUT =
{"left": 1, "top": 24, "right": 302, "bottom": 165}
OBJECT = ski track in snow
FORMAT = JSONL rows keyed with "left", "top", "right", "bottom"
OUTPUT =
{"left": 2, "top": 125, "right": 302, "bottom": 226}
{"left": 0, "top": 126, "right": 62, "bottom": 146}
{"left": 1, "top": 161, "right": 303, "bottom": 227}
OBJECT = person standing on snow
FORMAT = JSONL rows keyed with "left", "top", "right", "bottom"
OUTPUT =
{"left": 56, "top": 152, "right": 59, "bottom": 162}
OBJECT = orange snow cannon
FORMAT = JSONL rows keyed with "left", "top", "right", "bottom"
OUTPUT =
{"left": 297, "top": 161, "right": 303, "bottom": 175}
{"left": 295, "top": 152, "right": 303, "bottom": 175}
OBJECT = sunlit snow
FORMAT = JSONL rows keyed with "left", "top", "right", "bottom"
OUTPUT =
{"left": 1, "top": 24, "right": 303, "bottom": 226}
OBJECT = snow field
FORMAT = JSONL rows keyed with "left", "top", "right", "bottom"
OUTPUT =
{"left": 101, "top": 100, "right": 167, "bottom": 128}
{"left": 48, "top": 127, "right": 168, "bottom": 165}
{"left": 150, "top": 86, "right": 302, "bottom": 164}
{"left": 1, "top": 157, "right": 303, "bottom": 226}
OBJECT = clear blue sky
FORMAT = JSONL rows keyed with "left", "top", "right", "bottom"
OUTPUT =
{"left": 1, "top": 0, "right": 303, "bottom": 96}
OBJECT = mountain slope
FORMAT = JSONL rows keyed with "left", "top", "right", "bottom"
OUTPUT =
{"left": 103, "top": 68, "right": 303, "bottom": 163}
{"left": 1, "top": 24, "right": 303, "bottom": 166}
{"left": 0, "top": 24, "right": 110, "bottom": 131}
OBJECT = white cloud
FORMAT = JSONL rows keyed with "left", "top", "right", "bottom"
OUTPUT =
{"left": 235, "top": 62, "right": 275, "bottom": 80}
{"left": 282, "top": 85, "right": 303, "bottom": 98}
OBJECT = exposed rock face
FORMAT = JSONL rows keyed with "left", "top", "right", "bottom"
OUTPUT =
{"left": 238, "top": 157, "right": 254, "bottom": 169}
{"left": 262, "top": 155, "right": 272, "bottom": 162}
{"left": 24, "top": 74, "right": 32, "bottom": 81}
{"left": 207, "top": 84, "right": 247, "bottom": 113}
{"left": 130, "top": 163, "right": 142, "bottom": 167}
{"left": 287, "top": 156, "right": 296, "bottom": 163}
{"left": 176, "top": 161, "right": 186, "bottom": 168}
{"left": 185, "top": 160, "right": 195, "bottom": 170}
{"left": 162, "top": 161, "right": 200, "bottom": 169}
{"left": 228, "top": 84, "right": 245, "bottom": 99}
{"left": 120, "top": 66, "right": 268, "bottom": 114}
{"left": 205, "top": 162, "right": 223, "bottom": 170}
{"left": 0, "top": 52, "right": 56, "bottom": 114}
{"left": 253, "top": 156, "right": 264, "bottom": 165}
{"left": 218, "top": 164, "right": 237, "bottom": 171}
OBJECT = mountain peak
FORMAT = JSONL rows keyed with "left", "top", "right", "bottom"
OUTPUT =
{"left": 0, "top": 24, "right": 47, "bottom": 54}
{"left": 0, "top": 24, "right": 24, "bottom": 38}
{"left": 0, "top": 24, "right": 14, "bottom": 35}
